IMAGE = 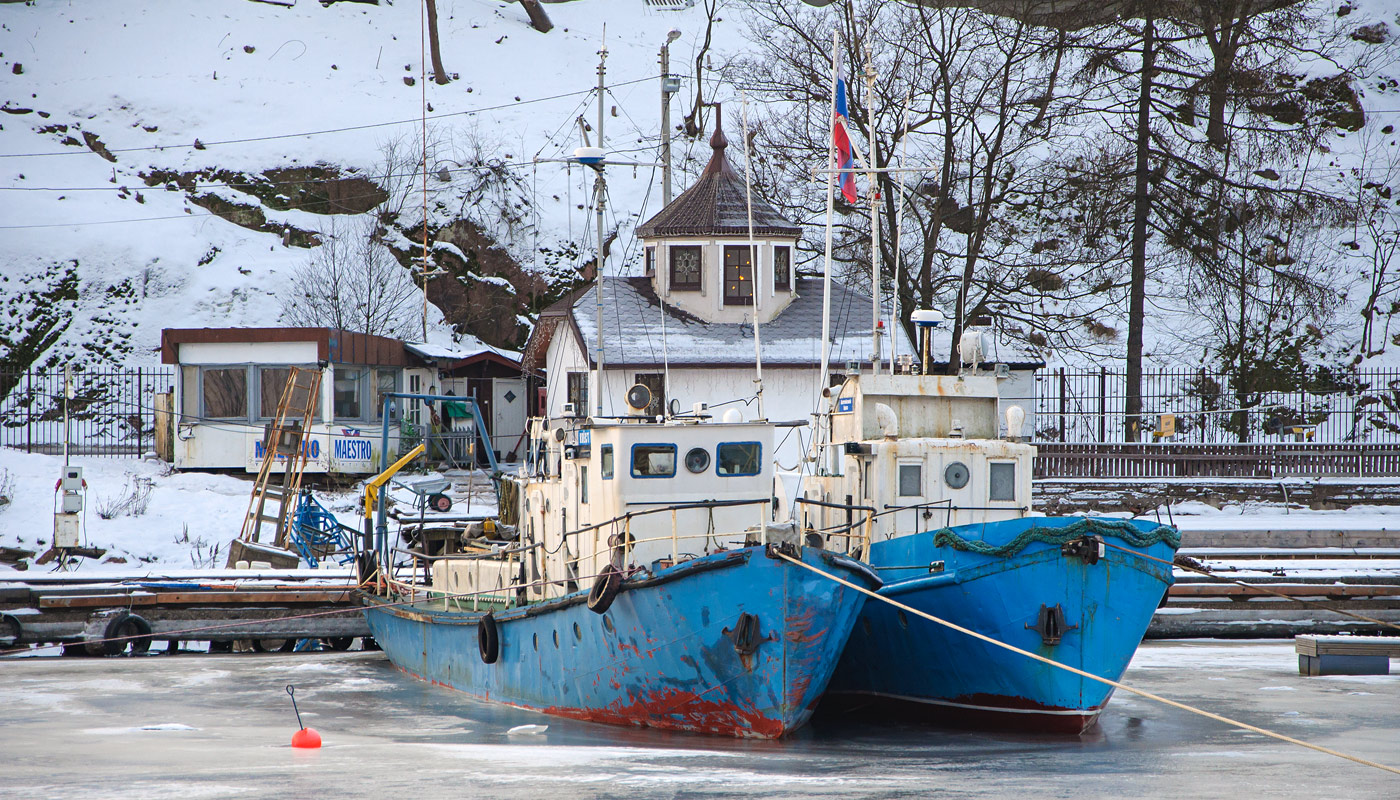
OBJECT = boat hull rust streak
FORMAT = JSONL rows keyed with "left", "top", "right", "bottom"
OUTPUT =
{"left": 828, "top": 517, "right": 1175, "bottom": 734}
{"left": 362, "top": 546, "right": 875, "bottom": 738}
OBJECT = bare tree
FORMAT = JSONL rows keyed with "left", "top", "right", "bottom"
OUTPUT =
{"left": 280, "top": 215, "right": 422, "bottom": 340}
{"left": 425, "top": 0, "right": 449, "bottom": 85}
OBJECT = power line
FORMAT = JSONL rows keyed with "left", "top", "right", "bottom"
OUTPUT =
{"left": 0, "top": 76, "right": 659, "bottom": 160}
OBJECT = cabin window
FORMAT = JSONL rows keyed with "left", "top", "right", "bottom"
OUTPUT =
{"left": 372, "top": 369, "right": 398, "bottom": 419}
{"left": 898, "top": 463, "right": 923, "bottom": 497}
{"left": 723, "top": 246, "right": 754, "bottom": 306}
{"left": 989, "top": 462, "right": 1016, "bottom": 501}
{"left": 566, "top": 371, "right": 588, "bottom": 414}
{"left": 256, "top": 366, "right": 322, "bottom": 422}
{"left": 202, "top": 367, "right": 247, "bottom": 419}
{"left": 631, "top": 444, "right": 677, "bottom": 478}
{"left": 633, "top": 373, "right": 665, "bottom": 417}
{"left": 670, "top": 246, "right": 701, "bottom": 290}
{"left": 773, "top": 245, "right": 791, "bottom": 290}
{"left": 334, "top": 368, "right": 362, "bottom": 419}
{"left": 716, "top": 442, "right": 761, "bottom": 476}
{"left": 600, "top": 444, "right": 614, "bottom": 479}
{"left": 580, "top": 465, "right": 589, "bottom": 504}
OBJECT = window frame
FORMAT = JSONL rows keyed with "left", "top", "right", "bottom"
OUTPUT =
{"left": 633, "top": 372, "right": 665, "bottom": 418}
{"left": 580, "top": 465, "right": 589, "bottom": 504}
{"left": 898, "top": 462, "right": 924, "bottom": 497}
{"left": 773, "top": 245, "right": 791, "bottom": 291}
{"left": 989, "top": 461, "right": 1017, "bottom": 502}
{"left": 200, "top": 365, "right": 249, "bottom": 421}
{"left": 715, "top": 441, "right": 762, "bottom": 477}
{"left": 723, "top": 245, "right": 754, "bottom": 306}
{"left": 565, "top": 371, "right": 589, "bottom": 415}
{"left": 669, "top": 245, "right": 702, "bottom": 290}
{"left": 630, "top": 443, "right": 678, "bottom": 479}
{"left": 600, "top": 444, "right": 614, "bottom": 480}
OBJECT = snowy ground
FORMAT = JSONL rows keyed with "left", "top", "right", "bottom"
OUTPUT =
{"left": 0, "top": 447, "right": 497, "bottom": 573}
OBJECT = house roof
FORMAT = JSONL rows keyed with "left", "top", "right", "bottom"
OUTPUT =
{"left": 551, "top": 275, "right": 908, "bottom": 368}
{"left": 404, "top": 340, "right": 522, "bottom": 374}
{"left": 160, "top": 327, "right": 415, "bottom": 366}
{"left": 635, "top": 106, "right": 803, "bottom": 240}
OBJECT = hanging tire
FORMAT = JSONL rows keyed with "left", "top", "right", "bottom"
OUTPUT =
{"left": 428, "top": 493, "right": 453, "bottom": 513}
{"left": 478, "top": 612, "right": 499, "bottom": 664}
{"left": 586, "top": 565, "right": 623, "bottom": 615}
{"left": 0, "top": 613, "right": 22, "bottom": 647}
{"left": 253, "top": 638, "right": 296, "bottom": 653}
{"left": 98, "top": 612, "right": 153, "bottom": 657}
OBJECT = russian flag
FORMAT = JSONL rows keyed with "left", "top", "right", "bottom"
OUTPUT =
{"left": 833, "top": 56, "right": 857, "bottom": 205}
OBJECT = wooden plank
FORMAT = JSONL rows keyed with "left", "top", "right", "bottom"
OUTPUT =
{"left": 1169, "top": 584, "right": 1400, "bottom": 598}
{"left": 37, "top": 589, "right": 355, "bottom": 608}
{"left": 1296, "top": 636, "right": 1400, "bottom": 657}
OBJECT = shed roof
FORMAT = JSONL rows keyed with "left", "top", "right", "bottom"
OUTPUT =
{"left": 160, "top": 327, "right": 414, "bottom": 366}
{"left": 635, "top": 107, "right": 803, "bottom": 240}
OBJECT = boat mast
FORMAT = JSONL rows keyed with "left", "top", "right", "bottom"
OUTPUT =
{"left": 891, "top": 93, "right": 910, "bottom": 374}
{"left": 816, "top": 28, "right": 839, "bottom": 471}
{"left": 593, "top": 35, "right": 607, "bottom": 418}
{"left": 863, "top": 46, "right": 881, "bottom": 375}
{"left": 741, "top": 93, "right": 766, "bottom": 421}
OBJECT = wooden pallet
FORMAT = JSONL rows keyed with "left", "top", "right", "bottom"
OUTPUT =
{"left": 1296, "top": 635, "right": 1400, "bottom": 676}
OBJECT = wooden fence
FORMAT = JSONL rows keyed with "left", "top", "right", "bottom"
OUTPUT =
{"left": 1034, "top": 443, "right": 1400, "bottom": 479}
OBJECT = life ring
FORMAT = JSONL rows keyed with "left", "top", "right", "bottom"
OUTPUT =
{"left": 98, "top": 612, "right": 152, "bottom": 657}
{"left": 478, "top": 612, "right": 499, "bottom": 664}
{"left": 586, "top": 565, "right": 622, "bottom": 615}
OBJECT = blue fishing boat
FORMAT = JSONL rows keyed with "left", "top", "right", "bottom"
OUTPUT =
{"left": 361, "top": 409, "right": 877, "bottom": 738}
{"left": 799, "top": 368, "right": 1178, "bottom": 733}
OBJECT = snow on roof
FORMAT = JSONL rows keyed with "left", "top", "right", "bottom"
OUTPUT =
{"left": 405, "top": 339, "right": 521, "bottom": 365}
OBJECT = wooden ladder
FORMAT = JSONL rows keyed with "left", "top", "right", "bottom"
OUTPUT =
{"left": 238, "top": 366, "right": 322, "bottom": 549}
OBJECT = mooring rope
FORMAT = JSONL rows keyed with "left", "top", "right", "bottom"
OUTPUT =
{"left": 773, "top": 550, "right": 1400, "bottom": 777}
{"left": 1106, "top": 541, "right": 1400, "bottom": 636}
{"left": 931, "top": 517, "right": 1181, "bottom": 558}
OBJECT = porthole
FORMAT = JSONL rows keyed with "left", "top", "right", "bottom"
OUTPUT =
{"left": 944, "top": 461, "right": 970, "bottom": 489}
{"left": 573, "top": 621, "right": 582, "bottom": 642}
{"left": 861, "top": 618, "right": 872, "bottom": 637}
{"left": 553, "top": 630, "right": 559, "bottom": 648}
{"left": 532, "top": 633, "right": 538, "bottom": 651}
{"left": 602, "top": 615, "right": 615, "bottom": 634}
{"left": 684, "top": 447, "right": 710, "bottom": 474}
{"left": 897, "top": 610, "right": 909, "bottom": 629}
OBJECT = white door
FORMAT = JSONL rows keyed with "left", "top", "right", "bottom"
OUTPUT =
{"left": 492, "top": 378, "right": 527, "bottom": 461}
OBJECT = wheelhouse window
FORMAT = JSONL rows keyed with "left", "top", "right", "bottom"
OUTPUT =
{"left": 723, "top": 246, "right": 754, "bottom": 306}
{"left": 600, "top": 444, "right": 614, "bottom": 479}
{"left": 633, "top": 372, "right": 665, "bottom": 418}
{"left": 566, "top": 371, "right": 588, "bottom": 414}
{"left": 580, "top": 465, "right": 589, "bottom": 504}
{"left": 202, "top": 367, "right": 246, "bottom": 419}
{"left": 631, "top": 444, "right": 677, "bottom": 478}
{"left": 670, "top": 246, "right": 701, "bottom": 290}
{"left": 898, "top": 463, "right": 923, "bottom": 496}
{"left": 773, "top": 245, "right": 791, "bottom": 290}
{"left": 716, "top": 442, "right": 761, "bottom": 476}
{"left": 989, "top": 462, "right": 1016, "bottom": 501}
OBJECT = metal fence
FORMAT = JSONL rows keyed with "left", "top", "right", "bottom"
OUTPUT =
{"left": 0, "top": 368, "right": 174, "bottom": 456}
{"left": 1034, "top": 368, "right": 1400, "bottom": 444}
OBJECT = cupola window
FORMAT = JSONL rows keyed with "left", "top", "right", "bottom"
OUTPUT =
{"left": 670, "top": 246, "right": 701, "bottom": 290}
{"left": 723, "top": 246, "right": 754, "bottom": 306}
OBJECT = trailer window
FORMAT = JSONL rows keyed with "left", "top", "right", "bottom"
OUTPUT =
{"left": 717, "top": 442, "right": 761, "bottom": 476}
{"left": 334, "top": 368, "right": 362, "bottom": 419}
{"left": 631, "top": 444, "right": 676, "bottom": 478}
{"left": 202, "top": 368, "right": 247, "bottom": 419}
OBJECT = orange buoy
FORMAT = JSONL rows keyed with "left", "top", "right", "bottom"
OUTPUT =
{"left": 291, "top": 727, "right": 322, "bottom": 748}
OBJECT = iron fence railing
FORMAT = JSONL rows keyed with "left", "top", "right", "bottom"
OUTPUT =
{"left": 0, "top": 368, "right": 175, "bottom": 456}
{"left": 1033, "top": 368, "right": 1400, "bottom": 444}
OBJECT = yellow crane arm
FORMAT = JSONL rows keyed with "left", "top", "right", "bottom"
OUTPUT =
{"left": 363, "top": 443, "right": 426, "bottom": 519}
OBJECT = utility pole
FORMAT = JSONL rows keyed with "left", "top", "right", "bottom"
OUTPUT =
{"left": 660, "top": 29, "right": 682, "bottom": 206}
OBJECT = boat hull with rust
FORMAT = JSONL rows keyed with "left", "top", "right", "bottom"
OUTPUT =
{"left": 361, "top": 545, "right": 876, "bottom": 738}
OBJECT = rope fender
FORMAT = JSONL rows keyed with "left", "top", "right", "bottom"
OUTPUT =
{"left": 932, "top": 517, "right": 1180, "bottom": 557}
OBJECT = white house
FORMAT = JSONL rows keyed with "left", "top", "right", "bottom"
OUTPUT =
{"left": 523, "top": 114, "right": 1041, "bottom": 468}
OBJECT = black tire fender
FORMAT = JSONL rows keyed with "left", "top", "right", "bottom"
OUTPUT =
{"left": 586, "top": 565, "right": 622, "bottom": 615}
{"left": 326, "top": 637, "right": 355, "bottom": 651}
{"left": 428, "top": 493, "right": 453, "bottom": 513}
{"left": 100, "top": 612, "right": 153, "bottom": 657}
{"left": 0, "top": 613, "right": 21, "bottom": 647}
{"left": 478, "top": 612, "right": 499, "bottom": 664}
